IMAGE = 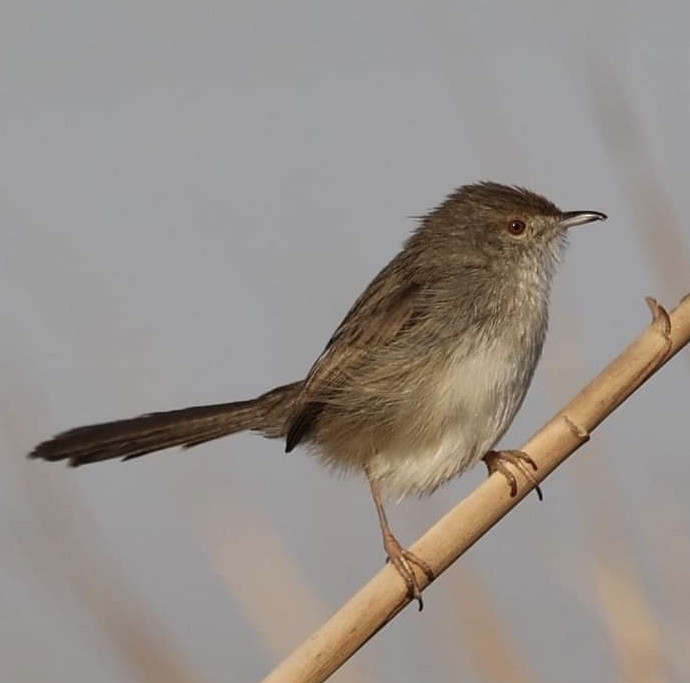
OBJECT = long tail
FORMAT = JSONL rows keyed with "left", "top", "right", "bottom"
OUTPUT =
{"left": 29, "top": 381, "right": 301, "bottom": 467}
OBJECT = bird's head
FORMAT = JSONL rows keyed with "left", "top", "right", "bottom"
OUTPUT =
{"left": 414, "top": 181, "right": 606, "bottom": 282}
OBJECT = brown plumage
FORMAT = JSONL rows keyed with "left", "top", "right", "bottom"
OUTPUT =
{"left": 30, "top": 382, "right": 299, "bottom": 465}
{"left": 29, "top": 181, "right": 606, "bottom": 608}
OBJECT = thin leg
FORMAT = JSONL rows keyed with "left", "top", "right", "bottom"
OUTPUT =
{"left": 483, "top": 449, "right": 543, "bottom": 501}
{"left": 367, "top": 471, "right": 434, "bottom": 610}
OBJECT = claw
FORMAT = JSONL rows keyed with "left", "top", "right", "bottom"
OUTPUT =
{"left": 484, "top": 449, "right": 543, "bottom": 501}
{"left": 368, "top": 472, "right": 434, "bottom": 610}
{"left": 383, "top": 532, "right": 434, "bottom": 610}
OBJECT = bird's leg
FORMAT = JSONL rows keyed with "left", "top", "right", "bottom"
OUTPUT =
{"left": 483, "top": 449, "right": 543, "bottom": 501}
{"left": 366, "top": 471, "right": 434, "bottom": 610}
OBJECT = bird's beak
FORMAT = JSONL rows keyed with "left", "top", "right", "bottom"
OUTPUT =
{"left": 559, "top": 210, "right": 607, "bottom": 228}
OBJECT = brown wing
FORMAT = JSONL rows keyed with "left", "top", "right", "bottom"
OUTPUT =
{"left": 285, "top": 262, "right": 423, "bottom": 452}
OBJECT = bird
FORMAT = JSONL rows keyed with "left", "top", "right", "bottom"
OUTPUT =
{"left": 30, "top": 181, "right": 606, "bottom": 608}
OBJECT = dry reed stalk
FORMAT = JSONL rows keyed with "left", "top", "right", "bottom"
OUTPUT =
{"left": 447, "top": 563, "right": 539, "bottom": 683}
{"left": 0, "top": 358, "right": 203, "bottom": 683}
{"left": 585, "top": 62, "right": 690, "bottom": 302}
{"left": 20, "top": 470, "right": 204, "bottom": 683}
{"left": 198, "top": 492, "right": 378, "bottom": 683}
{"left": 569, "top": 59, "right": 690, "bottom": 682}
{"left": 549, "top": 296, "right": 670, "bottom": 682}
{"left": 593, "top": 553, "right": 667, "bottom": 683}
{"left": 641, "top": 510, "right": 690, "bottom": 680}
{"left": 262, "top": 293, "right": 690, "bottom": 683}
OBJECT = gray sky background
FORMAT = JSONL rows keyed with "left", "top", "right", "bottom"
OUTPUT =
{"left": 2, "top": 2, "right": 690, "bottom": 682}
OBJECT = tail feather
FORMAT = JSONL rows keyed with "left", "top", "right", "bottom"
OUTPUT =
{"left": 30, "top": 381, "right": 300, "bottom": 466}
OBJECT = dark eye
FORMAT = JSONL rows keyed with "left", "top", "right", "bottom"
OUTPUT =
{"left": 507, "top": 219, "right": 526, "bottom": 236}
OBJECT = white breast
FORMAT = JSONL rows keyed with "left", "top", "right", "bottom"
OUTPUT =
{"left": 368, "top": 334, "right": 536, "bottom": 500}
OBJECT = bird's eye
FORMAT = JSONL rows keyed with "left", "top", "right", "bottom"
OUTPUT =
{"left": 507, "top": 219, "right": 527, "bottom": 236}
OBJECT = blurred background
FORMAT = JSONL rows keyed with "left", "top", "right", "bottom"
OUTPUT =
{"left": 2, "top": 2, "right": 690, "bottom": 682}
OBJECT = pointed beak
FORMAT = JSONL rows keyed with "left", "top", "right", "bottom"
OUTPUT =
{"left": 559, "top": 210, "right": 607, "bottom": 228}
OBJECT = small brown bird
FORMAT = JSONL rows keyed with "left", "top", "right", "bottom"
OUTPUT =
{"left": 30, "top": 182, "right": 606, "bottom": 608}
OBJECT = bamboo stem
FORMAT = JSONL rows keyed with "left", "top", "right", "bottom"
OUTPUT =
{"left": 263, "top": 294, "right": 690, "bottom": 683}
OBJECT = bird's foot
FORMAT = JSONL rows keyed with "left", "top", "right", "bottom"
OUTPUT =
{"left": 383, "top": 531, "right": 434, "bottom": 611}
{"left": 483, "top": 449, "right": 543, "bottom": 501}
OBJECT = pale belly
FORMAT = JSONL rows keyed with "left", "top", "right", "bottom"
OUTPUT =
{"left": 365, "top": 338, "right": 536, "bottom": 500}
